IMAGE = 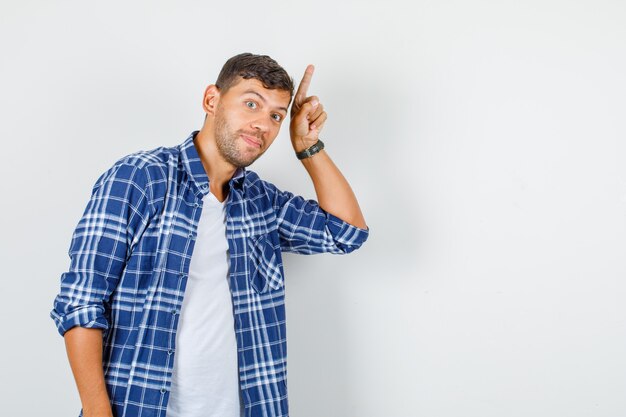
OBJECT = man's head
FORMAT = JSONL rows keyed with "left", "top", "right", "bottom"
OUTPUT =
{"left": 215, "top": 53, "right": 294, "bottom": 101}
{"left": 201, "top": 53, "right": 294, "bottom": 168}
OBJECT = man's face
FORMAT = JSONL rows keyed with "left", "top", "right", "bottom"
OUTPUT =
{"left": 213, "top": 77, "right": 291, "bottom": 168}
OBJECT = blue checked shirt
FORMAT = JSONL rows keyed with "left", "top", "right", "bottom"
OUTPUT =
{"left": 51, "top": 131, "right": 369, "bottom": 417}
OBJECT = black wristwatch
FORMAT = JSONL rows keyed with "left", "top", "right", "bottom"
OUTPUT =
{"left": 295, "top": 139, "right": 325, "bottom": 160}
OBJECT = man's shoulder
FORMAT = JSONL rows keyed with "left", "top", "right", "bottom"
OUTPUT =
{"left": 242, "top": 170, "right": 283, "bottom": 196}
{"left": 105, "top": 143, "right": 183, "bottom": 183}
{"left": 113, "top": 143, "right": 179, "bottom": 170}
{"left": 87, "top": 143, "right": 184, "bottom": 198}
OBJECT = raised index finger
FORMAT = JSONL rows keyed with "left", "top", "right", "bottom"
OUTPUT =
{"left": 295, "top": 64, "right": 315, "bottom": 102}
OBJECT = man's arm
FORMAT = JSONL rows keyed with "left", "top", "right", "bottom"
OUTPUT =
{"left": 64, "top": 328, "right": 113, "bottom": 417}
{"left": 299, "top": 149, "right": 367, "bottom": 229}
{"left": 51, "top": 161, "right": 153, "bottom": 414}
{"left": 51, "top": 162, "right": 152, "bottom": 336}
{"left": 289, "top": 65, "right": 367, "bottom": 230}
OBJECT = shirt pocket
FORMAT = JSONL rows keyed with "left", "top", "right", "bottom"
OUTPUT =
{"left": 247, "top": 233, "right": 285, "bottom": 294}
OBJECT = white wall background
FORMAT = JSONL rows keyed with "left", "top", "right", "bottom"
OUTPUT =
{"left": 1, "top": 1, "right": 625, "bottom": 416}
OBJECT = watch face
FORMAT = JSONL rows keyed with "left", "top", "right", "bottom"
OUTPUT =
{"left": 297, "top": 140, "right": 324, "bottom": 159}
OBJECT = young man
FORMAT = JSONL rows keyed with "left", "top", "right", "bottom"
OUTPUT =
{"left": 51, "top": 53, "right": 368, "bottom": 417}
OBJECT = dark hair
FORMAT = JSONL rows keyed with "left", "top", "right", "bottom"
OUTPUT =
{"left": 215, "top": 53, "right": 294, "bottom": 99}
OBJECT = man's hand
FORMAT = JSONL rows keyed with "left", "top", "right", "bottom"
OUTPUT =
{"left": 290, "top": 65, "right": 328, "bottom": 153}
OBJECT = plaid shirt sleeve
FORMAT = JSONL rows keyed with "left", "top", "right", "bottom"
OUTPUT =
{"left": 265, "top": 181, "right": 370, "bottom": 255}
{"left": 50, "top": 161, "right": 153, "bottom": 337}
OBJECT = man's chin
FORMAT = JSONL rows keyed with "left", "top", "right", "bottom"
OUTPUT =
{"left": 228, "top": 155, "right": 259, "bottom": 169}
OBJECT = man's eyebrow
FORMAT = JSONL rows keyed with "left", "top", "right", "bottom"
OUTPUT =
{"left": 243, "top": 90, "right": 288, "bottom": 113}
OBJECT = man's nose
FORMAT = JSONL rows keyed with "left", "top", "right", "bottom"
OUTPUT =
{"left": 250, "top": 115, "right": 270, "bottom": 134}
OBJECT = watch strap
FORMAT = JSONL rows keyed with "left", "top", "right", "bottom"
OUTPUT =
{"left": 296, "top": 139, "right": 325, "bottom": 160}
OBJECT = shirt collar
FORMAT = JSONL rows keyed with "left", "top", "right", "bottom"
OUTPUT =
{"left": 180, "top": 131, "right": 246, "bottom": 195}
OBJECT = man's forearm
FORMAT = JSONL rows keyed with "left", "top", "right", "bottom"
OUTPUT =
{"left": 64, "top": 327, "right": 113, "bottom": 417}
{"left": 300, "top": 149, "right": 367, "bottom": 229}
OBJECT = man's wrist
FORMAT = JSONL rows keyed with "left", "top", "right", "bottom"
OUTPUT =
{"left": 295, "top": 139, "right": 325, "bottom": 160}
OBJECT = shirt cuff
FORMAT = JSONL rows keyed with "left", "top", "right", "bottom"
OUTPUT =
{"left": 50, "top": 305, "right": 109, "bottom": 337}
{"left": 325, "top": 211, "right": 370, "bottom": 253}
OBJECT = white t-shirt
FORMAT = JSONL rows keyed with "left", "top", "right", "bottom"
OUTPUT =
{"left": 166, "top": 192, "right": 243, "bottom": 417}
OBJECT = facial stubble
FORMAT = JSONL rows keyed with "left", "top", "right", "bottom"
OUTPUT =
{"left": 214, "top": 104, "right": 265, "bottom": 168}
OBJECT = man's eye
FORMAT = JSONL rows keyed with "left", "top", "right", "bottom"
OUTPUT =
{"left": 272, "top": 114, "right": 283, "bottom": 122}
{"left": 246, "top": 101, "right": 257, "bottom": 109}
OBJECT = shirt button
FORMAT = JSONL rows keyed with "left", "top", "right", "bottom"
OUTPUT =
{"left": 188, "top": 232, "right": 195, "bottom": 238}
{"left": 194, "top": 202, "right": 201, "bottom": 208}
{"left": 172, "top": 309, "right": 178, "bottom": 315}
{"left": 168, "top": 349, "right": 174, "bottom": 355}
{"left": 160, "top": 388, "right": 167, "bottom": 394}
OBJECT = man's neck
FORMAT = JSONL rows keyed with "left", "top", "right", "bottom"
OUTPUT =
{"left": 194, "top": 129, "right": 237, "bottom": 203}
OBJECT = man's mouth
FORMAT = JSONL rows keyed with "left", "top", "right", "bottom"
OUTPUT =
{"left": 240, "top": 133, "right": 262, "bottom": 148}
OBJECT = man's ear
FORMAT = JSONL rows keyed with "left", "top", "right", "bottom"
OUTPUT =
{"left": 202, "top": 84, "right": 220, "bottom": 116}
